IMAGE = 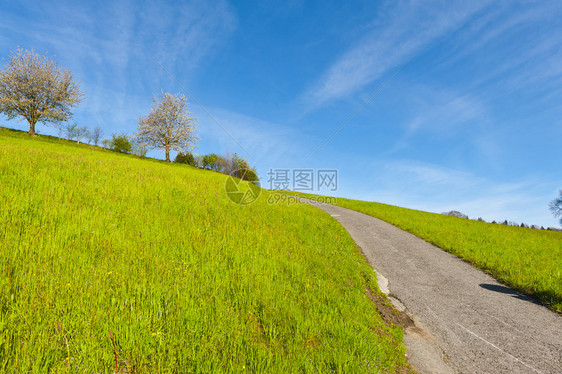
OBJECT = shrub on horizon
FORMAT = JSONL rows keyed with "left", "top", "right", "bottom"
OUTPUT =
{"left": 175, "top": 152, "right": 195, "bottom": 166}
{"left": 110, "top": 133, "right": 132, "bottom": 154}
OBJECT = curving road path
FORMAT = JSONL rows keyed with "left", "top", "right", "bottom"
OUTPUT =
{"left": 305, "top": 199, "right": 562, "bottom": 374}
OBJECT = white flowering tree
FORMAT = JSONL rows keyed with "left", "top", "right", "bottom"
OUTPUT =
{"left": 137, "top": 92, "right": 198, "bottom": 162}
{"left": 0, "top": 48, "right": 83, "bottom": 136}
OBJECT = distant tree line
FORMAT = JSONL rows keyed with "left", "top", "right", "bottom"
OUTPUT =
{"left": 174, "top": 151, "right": 258, "bottom": 181}
{"left": 49, "top": 123, "right": 259, "bottom": 182}
{"left": 442, "top": 210, "right": 562, "bottom": 232}
{"left": 57, "top": 122, "right": 104, "bottom": 146}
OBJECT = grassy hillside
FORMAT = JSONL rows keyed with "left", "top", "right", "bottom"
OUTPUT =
{"left": 0, "top": 127, "right": 410, "bottom": 373}
{"left": 285, "top": 192, "right": 562, "bottom": 312}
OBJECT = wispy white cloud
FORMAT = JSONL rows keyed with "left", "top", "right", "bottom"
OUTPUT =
{"left": 137, "top": 0, "right": 237, "bottom": 71}
{"left": 342, "top": 160, "right": 560, "bottom": 227}
{"left": 0, "top": 0, "right": 238, "bottom": 137}
{"left": 379, "top": 85, "right": 492, "bottom": 161}
{"left": 432, "top": 2, "right": 562, "bottom": 96}
{"left": 405, "top": 90, "right": 487, "bottom": 135}
{"left": 381, "top": 161, "right": 482, "bottom": 188}
{"left": 196, "top": 107, "right": 312, "bottom": 172}
{"left": 302, "top": 0, "right": 493, "bottom": 108}
{"left": 7, "top": 0, "right": 237, "bottom": 80}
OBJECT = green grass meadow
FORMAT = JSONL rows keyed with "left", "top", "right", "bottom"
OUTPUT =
{"left": 0, "top": 128, "right": 409, "bottom": 373}
{"left": 286, "top": 192, "right": 562, "bottom": 312}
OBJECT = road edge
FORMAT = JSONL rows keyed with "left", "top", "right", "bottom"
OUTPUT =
{"left": 296, "top": 196, "right": 456, "bottom": 374}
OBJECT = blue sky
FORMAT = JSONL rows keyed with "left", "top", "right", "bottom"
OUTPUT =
{"left": 1, "top": 0, "right": 561, "bottom": 227}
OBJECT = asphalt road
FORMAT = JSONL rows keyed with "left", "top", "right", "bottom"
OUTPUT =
{"left": 306, "top": 200, "right": 562, "bottom": 374}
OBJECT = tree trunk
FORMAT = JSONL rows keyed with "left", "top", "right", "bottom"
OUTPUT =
{"left": 165, "top": 147, "right": 170, "bottom": 162}
{"left": 28, "top": 121, "right": 36, "bottom": 136}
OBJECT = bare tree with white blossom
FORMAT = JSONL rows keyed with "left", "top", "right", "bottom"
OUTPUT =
{"left": 137, "top": 92, "right": 198, "bottom": 162}
{"left": 0, "top": 48, "right": 84, "bottom": 136}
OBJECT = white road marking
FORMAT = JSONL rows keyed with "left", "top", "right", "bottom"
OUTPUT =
{"left": 456, "top": 323, "right": 543, "bottom": 374}
{"left": 473, "top": 307, "right": 530, "bottom": 338}
{"left": 330, "top": 214, "right": 340, "bottom": 217}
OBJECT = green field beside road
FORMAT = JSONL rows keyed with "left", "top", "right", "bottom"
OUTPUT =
{"left": 0, "top": 128, "right": 410, "bottom": 373}
{"left": 285, "top": 191, "right": 562, "bottom": 313}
